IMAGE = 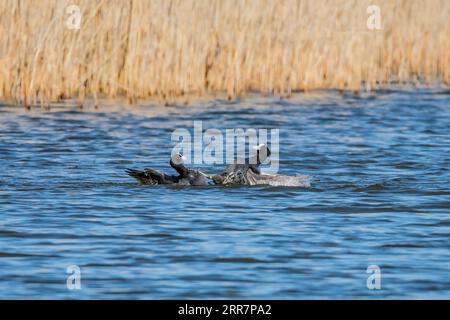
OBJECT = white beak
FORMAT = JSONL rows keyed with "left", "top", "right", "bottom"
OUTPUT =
{"left": 252, "top": 143, "right": 266, "bottom": 151}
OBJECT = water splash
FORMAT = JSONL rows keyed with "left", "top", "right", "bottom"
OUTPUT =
{"left": 254, "top": 173, "right": 312, "bottom": 187}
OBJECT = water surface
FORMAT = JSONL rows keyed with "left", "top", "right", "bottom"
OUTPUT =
{"left": 0, "top": 89, "right": 449, "bottom": 299}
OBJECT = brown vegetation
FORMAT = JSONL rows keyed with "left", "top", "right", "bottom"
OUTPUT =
{"left": 0, "top": 0, "right": 448, "bottom": 106}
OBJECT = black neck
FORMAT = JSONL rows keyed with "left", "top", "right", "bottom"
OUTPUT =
{"left": 170, "top": 159, "right": 189, "bottom": 177}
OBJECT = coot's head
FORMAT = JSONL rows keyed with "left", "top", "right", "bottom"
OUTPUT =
{"left": 171, "top": 153, "right": 187, "bottom": 166}
{"left": 253, "top": 144, "right": 271, "bottom": 164}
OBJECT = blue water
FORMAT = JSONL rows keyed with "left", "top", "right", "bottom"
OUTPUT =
{"left": 0, "top": 89, "right": 449, "bottom": 299}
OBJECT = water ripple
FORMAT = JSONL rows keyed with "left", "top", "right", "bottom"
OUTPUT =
{"left": 0, "top": 89, "right": 449, "bottom": 299}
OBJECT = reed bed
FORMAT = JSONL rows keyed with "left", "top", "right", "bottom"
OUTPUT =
{"left": 0, "top": 0, "right": 449, "bottom": 106}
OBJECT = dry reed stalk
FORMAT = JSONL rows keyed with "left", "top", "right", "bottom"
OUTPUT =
{"left": 0, "top": 0, "right": 448, "bottom": 106}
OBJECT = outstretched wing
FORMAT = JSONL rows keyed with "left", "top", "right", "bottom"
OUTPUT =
{"left": 126, "top": 168, "right": 179, "bottom": 185}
